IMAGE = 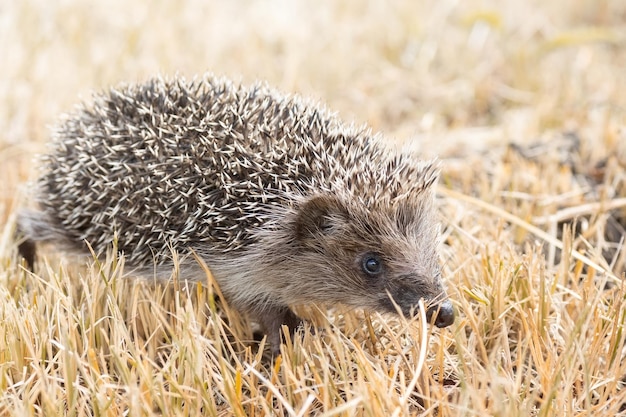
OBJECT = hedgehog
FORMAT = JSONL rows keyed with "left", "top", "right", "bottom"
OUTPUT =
{"left": 17, "top": 74, "right": 455, "bottom": 355}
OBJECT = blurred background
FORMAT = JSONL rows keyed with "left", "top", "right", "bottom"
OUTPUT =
{"left": 1, "top": 0, "right": 625, "bottom": 220}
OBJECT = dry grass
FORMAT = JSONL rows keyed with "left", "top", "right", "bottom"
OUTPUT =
{"left": 1, "top": 0, "right": 626, "bottom": 415}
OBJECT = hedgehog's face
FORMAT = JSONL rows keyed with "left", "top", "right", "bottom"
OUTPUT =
{"left": 293, "top": 194, "right": 455, "bottom": 328}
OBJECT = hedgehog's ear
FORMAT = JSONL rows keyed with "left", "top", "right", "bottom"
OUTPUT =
{"left": 394, "top": 189, "right": 436, "bottom": 233}
{"left": 294, "top": 194, "right": 349, "bottom": 240}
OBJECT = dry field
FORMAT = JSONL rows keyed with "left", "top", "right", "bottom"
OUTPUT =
{"left": 1, "top": 0, "right": 626, "bottom": 415}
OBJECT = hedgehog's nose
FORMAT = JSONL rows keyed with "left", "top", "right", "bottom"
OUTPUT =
{"left": 427, "top": 300, "right": 455, "bottom": 328}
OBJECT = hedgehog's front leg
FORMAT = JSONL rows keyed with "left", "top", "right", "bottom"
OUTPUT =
{"left": 254, "top": 305, "right": 303, "bottom": 356}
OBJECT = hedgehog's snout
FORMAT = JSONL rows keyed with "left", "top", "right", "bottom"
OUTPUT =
{"left": 426, "top": 299, "right": 455, "bottom": 328}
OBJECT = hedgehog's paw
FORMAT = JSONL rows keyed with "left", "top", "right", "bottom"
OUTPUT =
{"left": 17, "top": 238, "right": 37, "bottom": 271}
{"left": 255, "top": 305, "right": 303, "bottom": 357}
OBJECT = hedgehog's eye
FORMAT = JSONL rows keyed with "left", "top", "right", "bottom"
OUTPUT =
{"left": 361, "top": 253, "right": 383, "bottom": 276}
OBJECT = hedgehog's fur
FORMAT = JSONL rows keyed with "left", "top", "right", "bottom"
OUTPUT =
{"left": 18, "top": 74, "right": 454, "bottom": 354}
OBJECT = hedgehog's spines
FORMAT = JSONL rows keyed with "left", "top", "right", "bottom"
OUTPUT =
{"left": 26, "top": 74, "right": 438, "bottom": 266}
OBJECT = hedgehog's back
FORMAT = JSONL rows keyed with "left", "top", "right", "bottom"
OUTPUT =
{"left": 25, "top": 75, "right": 372, "bottom": 265}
